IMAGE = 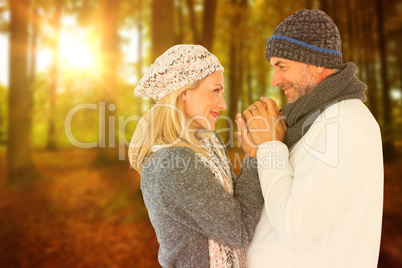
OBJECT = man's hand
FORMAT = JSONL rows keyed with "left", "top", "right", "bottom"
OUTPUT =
{"left": 242, "top": 97, "right": 287, "bottom": 146}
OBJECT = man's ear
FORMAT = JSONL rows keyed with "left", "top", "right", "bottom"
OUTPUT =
{"left": 316, "top": 66, "right": 325, "bottom": 74}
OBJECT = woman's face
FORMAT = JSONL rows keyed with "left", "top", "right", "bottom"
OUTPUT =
{"left": 182, "top": 71, "right": 226, "bottom": 131}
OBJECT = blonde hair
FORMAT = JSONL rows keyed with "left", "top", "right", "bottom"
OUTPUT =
{"left": 128, "top": 79, "right": 209, "bottom": 172}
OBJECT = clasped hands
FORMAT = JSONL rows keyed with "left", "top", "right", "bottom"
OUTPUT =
{"left": 235, "top": 97, "right": 287, "bottom": 157}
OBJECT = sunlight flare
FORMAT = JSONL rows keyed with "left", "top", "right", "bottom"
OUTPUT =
{"left": 59, "top": 30, "right": 98, "bottom": 71}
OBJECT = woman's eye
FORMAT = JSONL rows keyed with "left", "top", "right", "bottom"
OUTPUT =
{"left": 214, "top": 88, "right": 220, "bottom": 93}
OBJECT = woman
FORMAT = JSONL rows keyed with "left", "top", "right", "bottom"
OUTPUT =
{"left": 129, "top": 44, "right": 263, "bottom": 268}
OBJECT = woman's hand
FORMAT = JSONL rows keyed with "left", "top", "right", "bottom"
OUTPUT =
{"left": 235, "top": 113, "right": 257, "bottom": 157}
{"left": 243, "top": 97, "right": 287, "bottom": 146}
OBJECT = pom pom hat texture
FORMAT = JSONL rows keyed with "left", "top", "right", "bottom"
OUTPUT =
{"left": 265, "top": 9, "right": 343, "bottom": 69}
{"left": 134, "top": 44, "right": 224, "bottom": 102}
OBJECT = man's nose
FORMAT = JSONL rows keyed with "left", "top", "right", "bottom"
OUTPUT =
{"left": 272, "top": 70, "right": 282, "bottom": 87}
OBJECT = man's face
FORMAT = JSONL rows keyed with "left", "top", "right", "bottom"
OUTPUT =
{"left": 270, "top": 57, "right": 321, "bottom": 103}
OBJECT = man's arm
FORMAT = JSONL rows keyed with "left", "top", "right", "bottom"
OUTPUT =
{"left": 255, "top": 103, "right": 374, "bottom": 249}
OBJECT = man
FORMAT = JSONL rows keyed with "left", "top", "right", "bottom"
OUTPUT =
{"left": 239, "top": 9, "right": 383, "bottom": 268}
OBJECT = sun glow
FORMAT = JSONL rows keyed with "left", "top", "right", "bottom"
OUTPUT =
{"left": 59, "top": 30, "right": 99, "bottom": 71}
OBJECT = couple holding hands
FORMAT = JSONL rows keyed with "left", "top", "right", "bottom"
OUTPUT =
{"left": 129, "top": 9, "right": 383, "bottom": 268}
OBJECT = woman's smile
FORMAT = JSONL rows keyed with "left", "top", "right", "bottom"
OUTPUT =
{"left": 210, "top": 111, "right": 219, "bottom": 121}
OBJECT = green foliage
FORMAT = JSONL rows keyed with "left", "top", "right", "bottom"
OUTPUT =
{"left": 115, "top": 82, "right": 142, "bottom": 143}
{"left": 30, "top": 70, "right": 101, "bottom": 149}
{"left": 28, "top": 67, "right": 146, "bottom": 150}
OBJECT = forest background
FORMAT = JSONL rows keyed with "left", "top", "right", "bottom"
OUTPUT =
{"left": 0, "top": 0, "right": 401, "bottom": 267}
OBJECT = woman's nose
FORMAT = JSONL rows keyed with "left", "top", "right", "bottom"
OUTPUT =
{"left": 218, "top": 94, "right": 227, "bottom": 110}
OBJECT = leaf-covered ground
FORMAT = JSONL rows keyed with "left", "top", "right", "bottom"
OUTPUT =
{"left": 0, "top": 148, "right": 160, "bottom": 268}
{"left": 0, "top": 148, "right": 401, "bottom": 267}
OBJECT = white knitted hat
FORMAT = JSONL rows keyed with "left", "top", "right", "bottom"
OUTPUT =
{"left": 134, "top": 44, "right": 224, "bottom": 102}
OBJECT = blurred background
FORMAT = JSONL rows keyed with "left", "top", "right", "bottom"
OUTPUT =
{"left": 0, "top": 0, "right": 401, "bottom": 267}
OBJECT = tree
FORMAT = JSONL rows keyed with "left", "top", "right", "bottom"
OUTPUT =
{"left": 201, "top": 0, "right": 217, "bottom": 51}
{"left": 182, "top": 0, "right": 218, "bottom": 51}
{"left": 175, "top": 0, "right": 184, "bottom": 43}
{"left": 375, "top": 0, "right": 395, "bottom": 160}
{"left": 94, "top": 0, "right": 121, "bottom": 164}
{"left": 228, "top": 0, "right": 241, "bottom": 125}
{"left": 28, "top": 1, "right": 39, "bottom": 83}
{"left": 185, "top": 0, "right": 199, "bottom": 44}
{"left": 319, "top": 0, "right": 329, "bottom": 14}
{"left": 360, "top": 0, "right": 379, "bottom": 119}
{"left": 136, "top": 0, "right": 144, "bottom": 81}
{"left": 7, "top": 0, "right": 37, "bottom": 182}
{"left": 46, "top": 0, "right": 62, "bottom": 150}
{"left": 151, "top": 0, "right": 175, "bottom": 61}
{"left": 305, "top": 0, "right": 315, "bottom": 9}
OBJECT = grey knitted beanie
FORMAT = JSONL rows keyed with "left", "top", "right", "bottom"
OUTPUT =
{"left": 266, "top": 9, "right": 343, "bottom": 69}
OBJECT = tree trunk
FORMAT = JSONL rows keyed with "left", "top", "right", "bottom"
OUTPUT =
{"left": 29, "top": 4, "right": 38, "bottom": 83}
{"left": 375, "top": 0, "right": 395, "bottom": 160}
{"left": 238, "top": 0, "right": 247, "bottom": 109}
{"left": 7, "top": 0, "right": 37, "bottom": 182}
{"left": 201, "top": 0, "right": 217, "bottom": 51}
{"left": 176, "top": 0, "right": 184, "bottom": 43}
{"left": 136, "top": 0, "right": 143, "bottom": 114}
{"left": 152, "top": 0, "right": 175, "bottom": 61}
{"left": 319, "top": 0, "right": 329, "bottom": 14}
{"left": 228, "top": 43, "right": 238, "bottom": 127}
{"left": 354, "top": 4, "right": 364, "bottom": 75}
{"left": 93, "top": 0, "right": 120, "bottom": 164}
{"left": 375, "top": 0, "right": 391, "bottom": 125}
{"left": 185, "top": 0, "right": 199, "bottom": 44}
{"left": 362, "top": 0, "right": 378, "bottom": 119}
{"left": 136, "top": 0, "right": 143, "bottom": 81}
{"left": 228, "top": 0, "right": 240, "bottom": 127}
{"left": 46, "top": 2, "right": 62, "bottom": 151}
{"left": 344, "top": 0, "right": 355, "bottom": 63}
{"left": 258, "top": 50, "right": 268, "bottom": 100}
{"left": 400, "top": 64, "right": 402, "bottom": 100}
{"left": 246, "top": 52, "right": 252, "bottom": 107}
{"left": 305, "top": 0, "right": 314, "bottom": 9}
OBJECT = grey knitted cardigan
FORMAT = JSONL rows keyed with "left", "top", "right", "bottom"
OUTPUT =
{"left": 140, "top": 131, "right": 264, "bottom": 268}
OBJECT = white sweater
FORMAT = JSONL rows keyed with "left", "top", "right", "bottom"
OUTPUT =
{"left": 247, "top": 100, "right": 383, "bottom": 268}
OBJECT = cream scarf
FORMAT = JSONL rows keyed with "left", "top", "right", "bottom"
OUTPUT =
{"left": 151, "top": 132, "right": 246, "bottom": 267}
{"left": 196, "top": 131, "right": 246, "bottom": 268}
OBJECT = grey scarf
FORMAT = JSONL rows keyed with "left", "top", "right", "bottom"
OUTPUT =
{"left": 281, "top": 62, "right": 367, "bottom": 149}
